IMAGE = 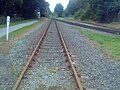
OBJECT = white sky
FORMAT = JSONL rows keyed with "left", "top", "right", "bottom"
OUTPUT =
{"left": 45, "top": 0, "right": 69, "bottom": 12}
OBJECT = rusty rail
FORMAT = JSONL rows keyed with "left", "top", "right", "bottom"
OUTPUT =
{"left": 12, "top": 20, "right": 52, "bottom": 90}
{"left": 55, "top": 20, "right": 84, "bottom": 90}
{"left": 12, "top": 19, "right": 84, "bottom": 90}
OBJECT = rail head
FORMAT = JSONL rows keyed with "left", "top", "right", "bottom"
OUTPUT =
{"left": 12, "top": 19, "right": 84, "bottom": 90}
{"left": 12, "top": 20, "right": 52, "bottom": 90}
{"left": 55, "top": 20, "right": 84, "bottom": 90}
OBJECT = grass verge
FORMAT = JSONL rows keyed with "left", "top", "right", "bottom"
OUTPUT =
{"left": 80, "top": 28, "right": 120, "bottom": 60}
{"left": 0, "top": 18, "right": 45, "bottom": 42}
{"left": 82, "top": 20, "right": 120, "bottom": 29}
{"left": 0, "top": 19, "right": 34, "bottom": 28}
{"left": 59, "top": 17, "right": 120, "bottom": 29}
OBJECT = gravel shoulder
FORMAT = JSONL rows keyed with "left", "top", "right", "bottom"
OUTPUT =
{"left": 57, "top": 21, "right": 120, "bottom": 90}
{"left": 0, "top": 20, "right": 48, "bottom": 89}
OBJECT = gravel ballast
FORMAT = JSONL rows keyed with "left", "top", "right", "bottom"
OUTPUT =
{"left": 0, "top": 20, "right": 48, "bottom": 89}
{"left": 18, "top": 21, "right": 77, "bottom": 90}
{"left": 0, "top": 19, "right": 120, "bottom": 90}
{"left": 57, "top": 21, "right": 120, "bottom": 90}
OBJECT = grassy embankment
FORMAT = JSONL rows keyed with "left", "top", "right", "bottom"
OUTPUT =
{"left": 58, "top": 17, "right": 120, "bottom": 29}
{"left": 82, "top": 20, "right": 120, "bottom": 29}
{"left": 0, "top": 18, "right": 45, "bottom": 42}
{"left": 80, "top": 28, "right": 120, "bottom": 61}
{"left": 0, "top": 18, "right": 45, "bottom": 57}
{"left": 0, "top": 18, "right": 45, "bottom": 76}
{"left": 0, "top": 19, "right": 33, "bottom": 28}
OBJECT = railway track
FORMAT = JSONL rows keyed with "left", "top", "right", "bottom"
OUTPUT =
{"left": 12, "top": 20, "right": 84, "bottom": 90}
{"left": 56, "top": 19, "right": 120, "bottom": 35}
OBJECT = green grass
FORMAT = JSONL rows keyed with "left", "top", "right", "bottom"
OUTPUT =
{"left": 101, "top": 22, "right": 120, "bottom": 29}
{"left": 0, "top": 19, "right": 33, "bottom": 28}
{"left": 80, "top": 28, "right": 120, "bottom": 60}
{"left": 82, "top": 20, "right": 120, "bottom": 29}
{"left": 0, "top": 19, "right": 44, "bottom": 42}
{"left": 60, "top": 17, "right": 120, "bottom": 29}
{"left": 0, "top": 19, "right": 45, "bottom": 76}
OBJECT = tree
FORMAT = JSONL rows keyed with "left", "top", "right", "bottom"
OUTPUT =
{"left": 0, "top": 0, "right": 23, "bottom": 17}
{"left": 88, "top": 0, "right": 120, "bottom": 22}
{"left": 22, "top": 0, "right": 36, "bottom": 19}
{"left": 0, "top": 0, "right": 50, "bottom": 19}
{"left": 0, "top": 0, "right": 5, "bottom": 15}
{"left": 39, "top": 1, "right": 49, "bottom": 17}
{"left": 66, "top": 0, "right": 120, "bottom": 22}
{"left": 54, "top": 3, "right": 64, "bottom": 17}
{"left": 65, "top": 0, "right": 79, "bottom": 15}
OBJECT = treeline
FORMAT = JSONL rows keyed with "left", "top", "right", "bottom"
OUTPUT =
{"left": 0, "top": 0, "right": 50, "bottom": 19}
{"left": 65, "top": 0, "right": 120, "bottom": 22}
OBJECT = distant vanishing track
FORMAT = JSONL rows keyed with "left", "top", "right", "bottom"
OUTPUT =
{"left": 12, "top": 19, "right": 84, "bottom": 90}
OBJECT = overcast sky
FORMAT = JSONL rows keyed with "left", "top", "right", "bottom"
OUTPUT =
{"left": 45, "top": 0, "right": 69, "bottom": 12}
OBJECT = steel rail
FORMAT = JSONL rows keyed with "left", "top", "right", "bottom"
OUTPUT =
{"left": 55, "top": 20, "right": 84, "bottom": 90}
{"left": 12, "top": 20, "right": 52, "bottom": 90}
{"left": 56, "top": 19, "right": 120, "bottom": 35}
{"left": 12, "top": 19, "right": 84, "bottom": 90}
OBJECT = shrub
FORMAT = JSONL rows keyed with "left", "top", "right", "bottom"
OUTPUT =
{"left": 0, "top": 16, "right": 6, "bottom": 24}
{"left": 74, "top": 8, "right": 92, "bottom": 20}
{"left": 80, "top": 8, "right": 91, "bottom": 20}
{"left": 74, "top": 10, "right": 83, "bottom": 19}
{"left": 0, "top": 16, "right": 24, "bottom": 25}
{"left": 11, "top": 17, "right": 24, "bottom": 22}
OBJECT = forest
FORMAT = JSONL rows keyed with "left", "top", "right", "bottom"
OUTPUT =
{"left": 0, "top": 0, "right": 50, "bottom": 19}
{"left": 0, "top": 0, "right": 120, "bottom": 23}
{"left": 64, "top": 0, "right": 120, "bottom": 22}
